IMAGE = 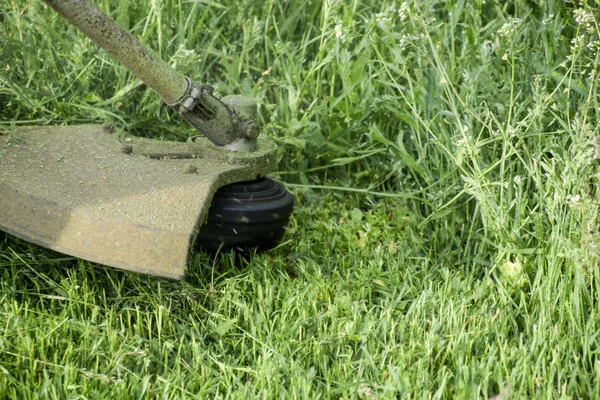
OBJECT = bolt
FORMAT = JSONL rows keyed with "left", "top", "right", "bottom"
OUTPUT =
{"left": 121, "top": 144, "right": 133, "bottom": 154}
{"left": 103, "top": 123, "right": 116, "bottom": 134}
{"left": 184, "top": 164, "right": 199, "bottom": 174}
{"left": 242, "top": 121, "right": 260, "bottom": 140}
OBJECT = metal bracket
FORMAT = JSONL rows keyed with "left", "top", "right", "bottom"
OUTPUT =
{"left": 163, "top": 77, "right": 259, "bottom": 152}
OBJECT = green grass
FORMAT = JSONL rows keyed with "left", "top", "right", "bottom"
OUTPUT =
{"left": 1, "top": 0, "right": 600, "bottom": 397}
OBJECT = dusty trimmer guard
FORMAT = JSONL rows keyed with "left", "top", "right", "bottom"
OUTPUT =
{"left": 0, "top": 125, "right": 277, "bottom": 279}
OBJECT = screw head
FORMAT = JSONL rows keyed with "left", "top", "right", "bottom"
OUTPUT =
{"left": 243, "top": 121, "right": 260, "bottom": 140}
{"left": 121, "top": 144, "right": 133, "bottom": 154}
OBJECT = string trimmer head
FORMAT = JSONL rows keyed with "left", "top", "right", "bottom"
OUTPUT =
{"left": 0, "top": 0, "right": 293, "bottom": 279}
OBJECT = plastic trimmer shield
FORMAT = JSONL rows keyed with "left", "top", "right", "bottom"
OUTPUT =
{"left": 0, "top": 125, "right": 276, "bottom": 279}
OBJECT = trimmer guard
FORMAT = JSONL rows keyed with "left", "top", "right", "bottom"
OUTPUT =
{"left": 0, "top": 125, "right": 276, "bottom": 279}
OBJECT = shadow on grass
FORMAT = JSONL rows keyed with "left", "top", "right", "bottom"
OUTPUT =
{"left": 0, "top": 231, "right": 294, "bottom": 310}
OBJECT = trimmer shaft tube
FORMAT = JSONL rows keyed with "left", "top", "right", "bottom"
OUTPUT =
{"left": 44, "top": 0, "right": 186, "bottom": 105}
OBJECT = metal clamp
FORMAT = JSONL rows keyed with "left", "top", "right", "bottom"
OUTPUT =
{"left": 164, "top": 77, "right": 215, "bottom": 115}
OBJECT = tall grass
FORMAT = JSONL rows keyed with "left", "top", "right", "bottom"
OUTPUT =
{"left": 1, "top": 0, "right": 600, "bottom": 397}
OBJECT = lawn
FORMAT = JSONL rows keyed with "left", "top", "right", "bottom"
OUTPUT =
{"left": 1, "top": 0, "right": 600, "bottom": 398}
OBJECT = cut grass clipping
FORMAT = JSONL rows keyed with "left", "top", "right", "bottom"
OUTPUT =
{"left": 1, "top": 0, "right": 600, "bottom": 398}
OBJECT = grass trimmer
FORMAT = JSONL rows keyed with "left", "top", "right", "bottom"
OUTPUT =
{"left": 0, "top": 0, "right": 294, "bottom": 279}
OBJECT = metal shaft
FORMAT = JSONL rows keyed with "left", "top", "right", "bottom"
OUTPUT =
{"left": 43, "top": 0, "right": 187, "bottom": 105}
